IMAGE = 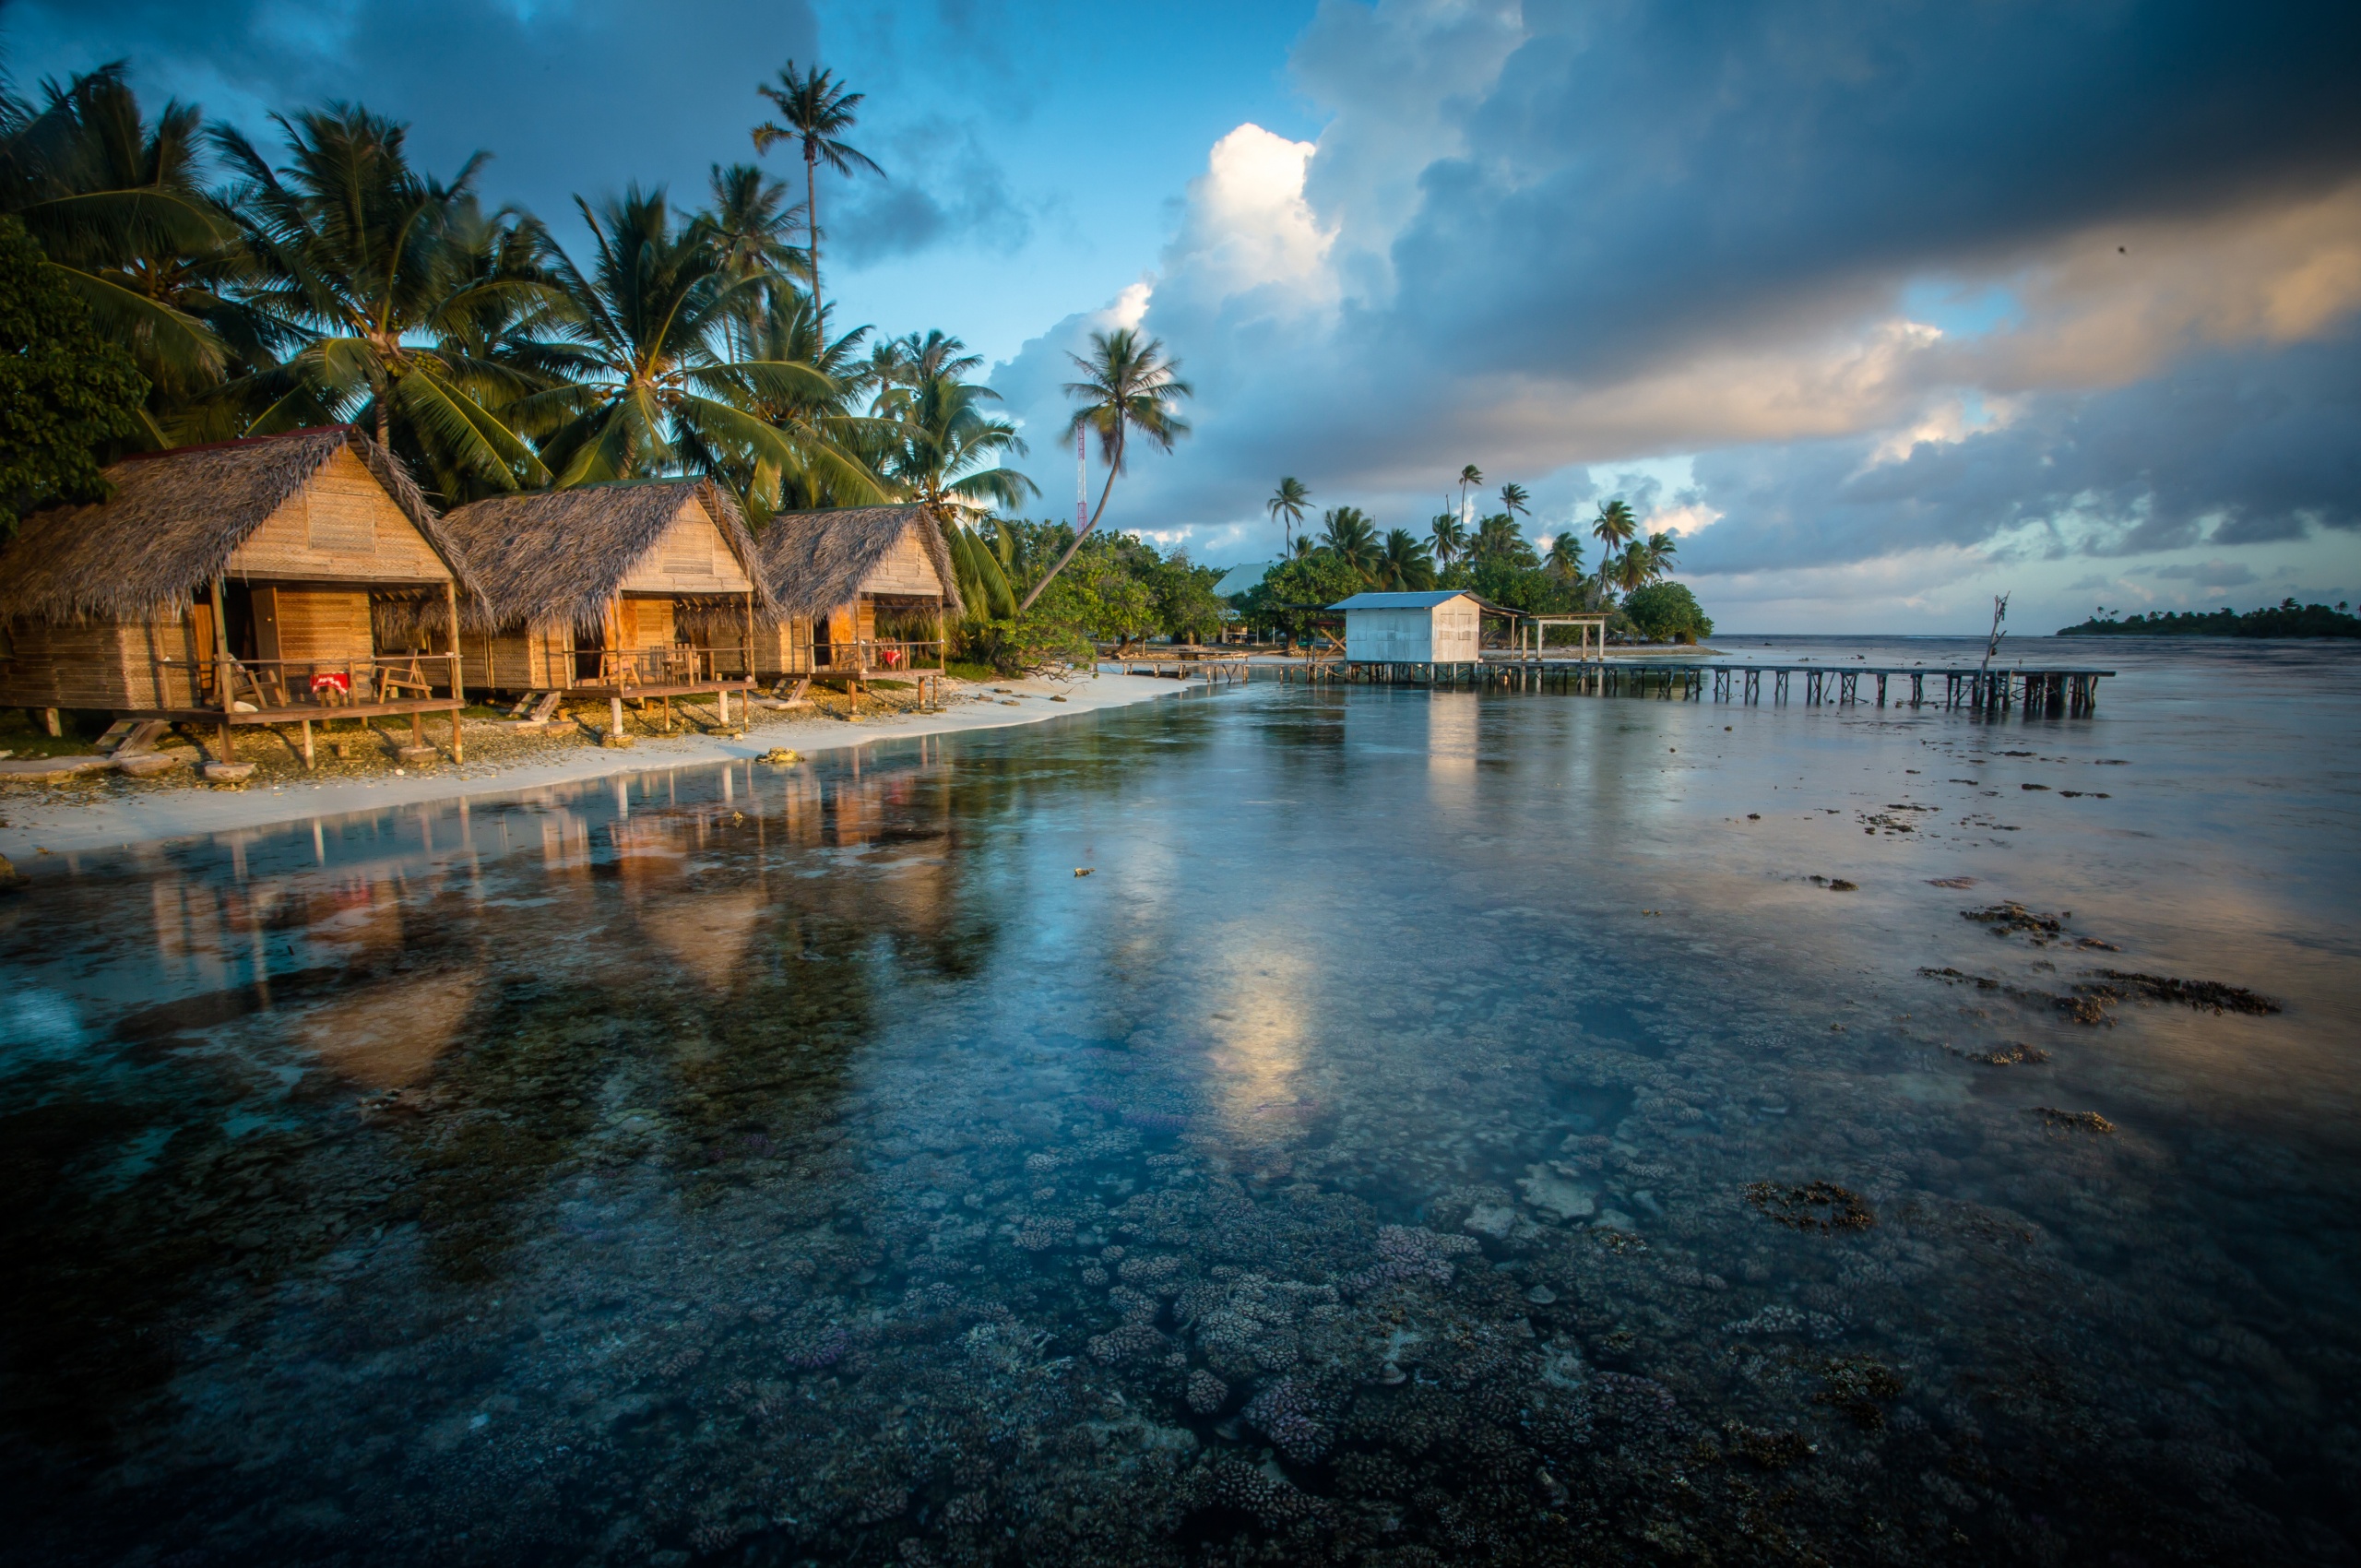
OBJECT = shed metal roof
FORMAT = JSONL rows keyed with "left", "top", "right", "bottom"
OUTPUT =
{"left": 1329, "top": 590, "right": 1481, "bottom": 611}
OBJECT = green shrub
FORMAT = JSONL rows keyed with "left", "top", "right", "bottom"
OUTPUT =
{"left": 1620, "top": 582, "right": 1714, "bottom": 643}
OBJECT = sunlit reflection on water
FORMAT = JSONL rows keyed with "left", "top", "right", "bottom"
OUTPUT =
{"left": 2, "top": 637, "right": 2356, "bottom": 1565}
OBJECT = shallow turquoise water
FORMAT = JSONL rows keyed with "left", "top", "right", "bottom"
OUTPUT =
{"left": 3, "top": 636, "right": 2356, "bottom": 1565}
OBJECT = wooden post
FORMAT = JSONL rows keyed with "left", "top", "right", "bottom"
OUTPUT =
{"left": 611, "top": 695, "right": 624, "bottom": 738}
{"left": 210, "top": 576, "right": 236, "bottom": 762}
{"left": 445, "top": 579, "right": 465, "bottom": 762}
{"left": 40, "top": 707, "right": 61, "bottom": 738}
{"left": 300, "top": 719, "right": 314, "bottom": 768}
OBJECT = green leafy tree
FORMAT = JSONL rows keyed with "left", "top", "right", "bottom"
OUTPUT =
{"left": 1471, "top": 511, "right": 1538, "bottom": 569}
{"left": 1020, "top": 327, "right": 1192, "bottom": 612}
{"left": 0, "top": 214, "right": 147, "bottom": 527}
{"left": 1621, "top": 581, "right": 1714, "bottom": 643}
{"left": 751, "top": 61, "right": 882, "bottom": 339}
{"left": 1240, "top": 549, "right": 1362, "bottom": 647}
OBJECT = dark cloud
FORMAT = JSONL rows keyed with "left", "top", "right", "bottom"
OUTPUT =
{"left": 6, "top": 0, "right": 1016, "bottom": 263}
{"left": 2141, "top": 563, "right": 2260, "bottom": 587}
{"left": 829, "top": 115, "right": 1032, "bottom": 265}
{"left": 1679, "top": 328, "right": 2361, "bottom": 576}
{"left": 1382, "top": 0, "right": 2361, "bottom": 384}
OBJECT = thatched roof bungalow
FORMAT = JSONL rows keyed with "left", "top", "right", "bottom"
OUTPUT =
{"left": 754, "top": 505, "right": 960, "bottom": 683}
{"left": 0, "top": 425, "right": 475, "bottom": 755}
{"left": 443, "top": 478, "right": 776, "bottom": 698}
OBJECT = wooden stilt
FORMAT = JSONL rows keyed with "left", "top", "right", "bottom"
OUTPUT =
{"left": 611, "top": 695, "right": 624, "bottom": 737}
{"left": 301, "top": 719, "right": 314, "bottom": 769}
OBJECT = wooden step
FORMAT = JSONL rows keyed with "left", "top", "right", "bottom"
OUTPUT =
{"left": 95, "top": 719, "right": 171, "bottom": 755}
{"left": 527, "top": 691, "right": 564, "bottom": 722}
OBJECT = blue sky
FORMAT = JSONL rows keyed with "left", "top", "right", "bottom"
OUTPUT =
{"left": 11, "top": 0, "right": 2361, "bottom": 631}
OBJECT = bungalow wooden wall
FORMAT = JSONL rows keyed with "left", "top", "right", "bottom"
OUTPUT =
{"left": 228, "top": 445, "right": 451, "bottom": 586}
{"left": 616, "top": 498, "right": 754, "bottom": 597}
{"left": 859, "top": 524, "right": 944, "bottom": 597}
{"left": 0, "top": 613, "right": 203, "bottom": 708}
{"left": 254, "top": 588, "right": 374, "bottom": 666}
{"left": 751, "top": 615, "right": 814, "bottom": 677}
{"left": 617, "top": 597, "right": 675, "bottom": 653}
{"left": 464, "top": 625, "right": 572, "bottom": 692}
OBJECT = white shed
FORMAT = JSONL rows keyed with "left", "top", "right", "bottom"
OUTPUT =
{"left": 1332, "top": 589, "right": 1485, "bottom": 663}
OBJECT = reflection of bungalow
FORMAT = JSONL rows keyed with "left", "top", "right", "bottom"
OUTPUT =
{"left": 0, "top": 425, "right": 472, "bottom": 763}
{"left": 1332, "top": 590, "right": 1485, "bottom": 663}
{"left": 755, "top": 505, "right": 960, "bottom": 688}
{"left": 444, "top": 479, "right": 775, "bottom": 721}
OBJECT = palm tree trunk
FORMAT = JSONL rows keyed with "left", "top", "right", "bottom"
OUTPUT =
{"left": 1016, "top": 432, "right": 1122, "bottom": 615}
{"left": 805, "top": 147, "right": 823, "bottom": 339}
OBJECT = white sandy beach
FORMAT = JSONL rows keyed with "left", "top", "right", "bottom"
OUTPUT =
{"left": 0, "top": 670, "right": 1198, "bottom": 859}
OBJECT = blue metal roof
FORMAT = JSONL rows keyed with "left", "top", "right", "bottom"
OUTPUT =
{"left": 1329, "top": 590, "right": 1478, "bottom": 611}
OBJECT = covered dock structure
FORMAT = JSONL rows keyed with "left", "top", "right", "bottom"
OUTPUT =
{"left": 444, "top": 478, "right": 774, "bottom": 734}
{"left": 0, "top": 425, "right": 475, "bottom": 766}
{"left": 757, "top": 505, "right": 960, "bottom": 697}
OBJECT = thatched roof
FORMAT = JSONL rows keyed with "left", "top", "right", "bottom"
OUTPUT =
{"left": 759, "top": 505, "right": 963, "bottom": 620}
{"left": 0, "top": 425, "right": 469, "bottom": 624}
{"left": 442, "top": 478, "right": 775, "bottom": 634}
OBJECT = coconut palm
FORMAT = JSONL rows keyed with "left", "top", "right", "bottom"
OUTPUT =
{"left": 1018, "top": 327, "right": 1192, "bottom": 612}
{"left": 1472, "top": 511, "right": 1536, "bottom": 567}
{"left": 1319, "top": 505, "right": 1380, "bottom": 581}
{"left": 1267, "top": 475, "right": 1311, "bottom": 554}
{"left": 879, "top": 366, "right": 1036, "bottom": 518}
{"left": 699, "top": 161, "right": 807, "bottom": 359}
{"left": 1612, "top": 540, "right": 1652, "bottom": 595}
{"left": 1375, "top": 528, "right": 1437, "bottom": 591}
{"left": 1498, "top": 481, "right": 1529, "bottom": 525}
{"left": 1546, "top": 530, "right": 1584, "bottom": 580}
{"left": 1590, "top": 497, "right": 1638, "bottom": 564}
{"left": 750, "top": 61, "right": 882, "bottom": 339}
{"left": 707, "top": 283, "right": 882, "bottom": 513}
{"left": 214, "top": 105, "right": 552, "bottom": 486}
{"left": 0, "top": 65, "right": 255, "bottom": 423}
{"left": 518, "top": 184, "right": 878, "bottom": 500}
{"left": 1456, "top": 463, "right": 1483, "bottom": 522}
{"left": 1289, "top": 532, "right": 1320, "bottom": 562}
{"left": 1429, "top": 511, "right": 1467, "bottom": 571}
{"left": 1643, "top": 529, "right": 1679, "bottom": 582}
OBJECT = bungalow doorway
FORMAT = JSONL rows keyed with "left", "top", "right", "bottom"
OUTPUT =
{"left": 574, "top": 621, "right": 607, "bottom": 683}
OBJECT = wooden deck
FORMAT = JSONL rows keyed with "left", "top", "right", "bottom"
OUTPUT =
{"left": 1267, "top": 659, "right": 2117, "bottom": 712}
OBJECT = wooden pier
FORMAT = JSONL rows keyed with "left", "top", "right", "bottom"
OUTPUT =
{"left": 1266, "top": 658, "right": 2114, "bottom": 713}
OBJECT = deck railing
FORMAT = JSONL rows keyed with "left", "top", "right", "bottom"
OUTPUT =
{"left": 153, "top": 652, "right": 465, "bottom": 711}
{"left": 817, "top": 638, "right": 945, "bottom": 673}
{"left": 583, "top": 646, "right": 755, "bottom": 686}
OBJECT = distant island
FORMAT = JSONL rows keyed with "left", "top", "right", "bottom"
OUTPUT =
{"left": 2058, "top": 599, "right": 2360, "bottom": 638}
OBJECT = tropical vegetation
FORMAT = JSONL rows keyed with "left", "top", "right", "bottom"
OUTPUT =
{"left": 2058, "top": 600, "right": 2360, "bottom": 638}
{"left": 0, "top": 56, "right": 1227, "bottom": 668}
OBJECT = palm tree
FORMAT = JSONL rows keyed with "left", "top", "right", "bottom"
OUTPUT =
{"left": 751, "top": 61, "right": 882, "bottom": 339}
{"left": 518, "top": 184, "right": 878, "bottom": 500}
{"left": 699, "top": 161, "right": 807, "bottom": 358}
{"left": 1473, "top": 511, "right": 1535, "bottom": 567}
{"left": 215, "top": 105, "right": 552, "bottom": 487}
{"left": 1546, "top": 530, "right": 1584, "bottom": 580}
{"left": 0, "top": 65, "right": 253, "bottom": 428}
{"left": 1612, "top": 540, "right": 1652, "bottom": 596}
{"left": 1018, "top": 327, "right": 1192, "bottom": 612}
{"left": 1499, "top": 482, "right": 1529, "bottom": 526}
{"left": 1591, "top": 497, "right": 1638, "bottom": 564}
{"left": 1429, "top": 511, "right": 1467, "bottom": 571}
{"left": 1289, "top": 532, "right": 1319, "bottom": 562}
{"left": 1319, "top": 505, "right": 1379, "bottom": 581}
{"left": 1375, "top": 528, "right": 1436, "bottom": 591}
{"left": 1267, "top": 475, "right": 1311, "bottom": 555}
{"left": 1456, "top": 463, "right": 1483, "bottom": 522}
{"left": 1643, "top": 529, "right": 1679, "bottom": 582}
{"left": 712, "top": 283, "right": 879, "bottom": 513}
{"left": 875, "top": 358, "right": 1036, "bottom": 621}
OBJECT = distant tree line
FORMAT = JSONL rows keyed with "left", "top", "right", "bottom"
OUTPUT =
{"left": 2058, "top": 600, "right": 2359, "bottom": 639}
